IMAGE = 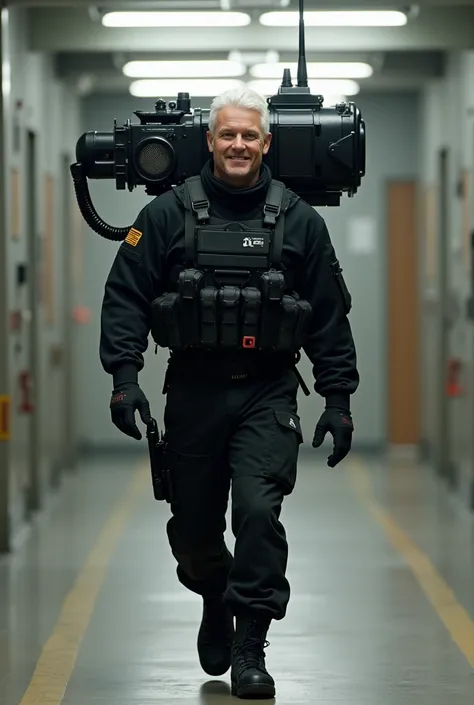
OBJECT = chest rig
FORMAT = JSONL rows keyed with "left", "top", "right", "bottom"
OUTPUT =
{"left": 150, "top": 175, "right": 313, "bottom": 353}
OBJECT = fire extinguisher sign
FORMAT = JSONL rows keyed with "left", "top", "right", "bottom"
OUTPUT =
{"left": 0, "top": 395, "right": 10, "bottom": 441}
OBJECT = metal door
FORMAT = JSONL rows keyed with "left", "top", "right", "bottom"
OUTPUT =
{"left": 61, "top": 153, "right": 76, "bottom": 471}
{"left": 25, "top": 130, "right": 41, "bottom": 511}
{"left": 434, "top": 147, "right": 451, "bottom": 479}
{"left": 467, "top": 204, "right": 474, "bottom": 510}
{"left": 0, "top": 13, "right": 10, "bottom": 551}
{"left": 468, "top": 130, "right": 474, "bottom": 510}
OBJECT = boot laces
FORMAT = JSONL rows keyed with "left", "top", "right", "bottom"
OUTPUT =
{"left": 235, "top": 622, "right": 270, "bottom": 672}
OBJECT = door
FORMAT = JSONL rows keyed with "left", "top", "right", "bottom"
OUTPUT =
{"left": 464, "top": 168, "right": 474, "bottom": 510}
{"left": 420, "top": 149, "right": 450, "bottom": 474}
{"left": 25, "top": 130, "right": 41, "bottom": 511}
{"left": 61, "top": 153, "right": 76, "bottom": 470}
{"left": 435, "top": 147, "right": 451, "bottom": 480}
{"left": 0, "top": 18, "right": 9, "bottom": 551}
{"left": 387, "top": 180, "right": 420, "bottom": 446}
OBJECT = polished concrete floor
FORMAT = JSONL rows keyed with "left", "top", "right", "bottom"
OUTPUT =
{"left": 1, "top": 448, "right": 473, "bottom": 704}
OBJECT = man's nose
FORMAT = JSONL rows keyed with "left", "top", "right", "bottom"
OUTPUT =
{"left": 232, "top": 135, "right": 245, "bottom": 149}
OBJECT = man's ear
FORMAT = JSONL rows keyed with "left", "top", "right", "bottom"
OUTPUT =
{"left": 263, "top": 132, "right": 272, "bottom": 155}
{"left": 206, "top": 130, "right": 214, "bottom": 153}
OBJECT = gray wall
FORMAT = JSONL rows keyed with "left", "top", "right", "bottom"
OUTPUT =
{"left": 0, "top": 5, "right": 81, "bottom": 546}
{"left": 419, "top": 50, "right": 474, "bottom": 508}
{"left": 78, "top": 90, "right": 421, "bottom": 450}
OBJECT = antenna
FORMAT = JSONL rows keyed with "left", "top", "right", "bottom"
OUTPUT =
{"left": 296, "top": 0, "right": 308, "bottom": 87}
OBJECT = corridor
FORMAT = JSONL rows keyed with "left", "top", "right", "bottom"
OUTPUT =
{"left": 1, "top": 449, "right": 473, "bottom": 705}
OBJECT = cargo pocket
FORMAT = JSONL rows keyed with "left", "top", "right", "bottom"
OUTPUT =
{"left": 166, "top": 448, "right": 216, "bottom": 510}
{"left": 263, "top": 409, "right": 303, "bottom": 495}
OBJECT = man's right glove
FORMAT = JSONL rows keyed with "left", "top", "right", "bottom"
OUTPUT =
{"left": 110, "top": 382, "right": 152, "bottom": 440}
{"left": 312, "top": 405, "right": 354, "bottom": 468}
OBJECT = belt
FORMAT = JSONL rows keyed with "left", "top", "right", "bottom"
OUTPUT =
{"left": 163, "top": 351, "right": 311, "bottom": 396}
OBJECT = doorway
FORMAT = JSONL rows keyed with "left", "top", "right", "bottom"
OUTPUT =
{"left": 387, "top": 180, "right": 420, "bottom": 446}
{"left": 26, "top": 129, "right": 41, "bottom": 511}
{"left": 61, "top": 152, "right": 76, "bottom": 470}
{"left": 436, "top": 147, "right": 451, "bottom": 482}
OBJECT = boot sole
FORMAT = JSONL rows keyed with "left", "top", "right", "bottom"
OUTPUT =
{"left": 199, "top": 658, "right": 231, "bottom": 676}
{"left": 231, "top": 680, "right": 275, "bottom": 699}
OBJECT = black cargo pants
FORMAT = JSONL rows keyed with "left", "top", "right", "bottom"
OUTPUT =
{"left": 162, "top": 362, "right": 303, "bottom": 622}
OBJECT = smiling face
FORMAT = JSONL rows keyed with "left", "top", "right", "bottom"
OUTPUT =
{"left": 206, "top": 105, "right": 272, "bottom": 188}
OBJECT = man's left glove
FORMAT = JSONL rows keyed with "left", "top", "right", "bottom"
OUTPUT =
{"left": 110, "top": 382, "right": 152, "bottom": 440}
{"left": 312, "top": 402, "right": 354, "bottom": 468}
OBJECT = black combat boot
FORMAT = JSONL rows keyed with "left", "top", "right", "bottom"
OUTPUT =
{"left": 231, "top": 616, "right": 275, "bottom": 699}
{"left": 197, "top": 594, "right": 234, "bottom": 676}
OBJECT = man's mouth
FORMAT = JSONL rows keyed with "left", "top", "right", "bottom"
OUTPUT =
{"left": 228, "top": 156, "right": 250, "bottom": 161}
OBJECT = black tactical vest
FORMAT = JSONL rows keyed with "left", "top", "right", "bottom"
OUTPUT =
{"left": 150, "top": 175, "right": 313, "bottom": 353}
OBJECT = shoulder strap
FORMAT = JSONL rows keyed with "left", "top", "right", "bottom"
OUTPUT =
{"left": 181, "top": 176, "right": 210, "bottom": 266}
{"left": 265, "top": 179, "right": 290, "bottom": 270}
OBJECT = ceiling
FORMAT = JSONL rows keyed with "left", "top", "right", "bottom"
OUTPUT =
{"left": 11, "top": 0, "right": 474, "bottom": 97}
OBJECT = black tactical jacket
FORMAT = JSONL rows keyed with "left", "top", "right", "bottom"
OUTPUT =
{"left": 100, "top": 176, "right": 359, "bottom": 407}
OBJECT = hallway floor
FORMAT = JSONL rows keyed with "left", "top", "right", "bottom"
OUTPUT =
{"left": 1, "top": 447, "right": 473, "bottom": 704}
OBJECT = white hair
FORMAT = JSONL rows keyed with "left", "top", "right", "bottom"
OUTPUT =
{"left": 208, "top": 86, "right": 270, "bottom": 137}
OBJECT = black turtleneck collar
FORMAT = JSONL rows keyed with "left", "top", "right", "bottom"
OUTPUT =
{"left": 200, "top": 157, "right": 272, "bottom": 218}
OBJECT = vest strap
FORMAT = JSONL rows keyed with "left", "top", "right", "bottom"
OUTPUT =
{"left": 265, "top": 179, "right": 287, "bottom": 270}
{"left": 183, "top": 176, "right": 208, "bottom": 264}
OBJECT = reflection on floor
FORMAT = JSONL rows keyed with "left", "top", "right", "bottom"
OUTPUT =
{"left": 1, "top": 447, "right": 473, "bottom": 704}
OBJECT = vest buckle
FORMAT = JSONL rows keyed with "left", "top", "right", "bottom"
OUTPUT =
{"left": 192, "top": 198, "right": 209, "bottom": 223}
{"left": 263, "top": 202, "right": 280, "bottom": 226}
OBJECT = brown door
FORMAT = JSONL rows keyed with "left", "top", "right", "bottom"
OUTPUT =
{"left": 387, "top": 180, "right": 420, "bottom": 445}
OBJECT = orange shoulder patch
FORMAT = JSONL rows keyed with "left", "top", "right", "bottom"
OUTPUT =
{"left": 124, "top": 227, "right": 143, "bottom": 247}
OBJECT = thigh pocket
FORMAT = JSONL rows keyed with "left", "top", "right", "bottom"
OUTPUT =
{"left": 166, "top": 448, "right": 214, "bottom": 506}
{"left": 263, "top": 409, "right": 303, "bottom": 495}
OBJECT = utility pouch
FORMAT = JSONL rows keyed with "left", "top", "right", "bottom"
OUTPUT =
{"left": 200, "top": 287, "right": 219, "bottom": 347}
{"left": 178, "top": 268, "right": 203, "bottom": 347}
{"left": 259, "top": 271, "right": 285, "bottom": 349}
{"left": 241, "top": 287, "right": 261, "bottom": 349}
{"left": 146, "top": 419, "right": 173, "bottom": 503}
{"left": 218, "top": 286, "right": 241, "bottom": 347}
{"left": 151, "top": 292, "right": 182, "bottom": 349}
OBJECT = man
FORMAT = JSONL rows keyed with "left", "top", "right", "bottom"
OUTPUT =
{"left": 100, "top": 86, "right": 359, "bottom": 699}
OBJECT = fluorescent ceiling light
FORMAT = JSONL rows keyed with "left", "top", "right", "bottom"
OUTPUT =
{"left": 228, "top": 49, "right": 280, "bottom": 66}
{"left": 129, "top": 78, "right": 244, "bottom": 98}
{"left": 248, "top": 79, "right": 359, "bottom": 97}
{"left": 250, "top": 62, "right": 373, "bottom": 79}
{"left": 260, "top": 10, "right": 407, "bottom": 27}
{"left": 123, "top": 60, "right": 246, "bottom": 78}
{"left": 102, "top": 11, "right": 251, "bottom": 27}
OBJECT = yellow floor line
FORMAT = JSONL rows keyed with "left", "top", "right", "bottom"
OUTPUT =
{"left": 348, "top": 458, "right": 474, "bottom": 669}
{"left": 18, "top": 462, "right": 149, "bottom": 705}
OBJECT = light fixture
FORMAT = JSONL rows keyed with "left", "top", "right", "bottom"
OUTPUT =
{"left": 228, "top": 49, "right": 280, "bottom": 66}
{"left": 129, "top": 78, "right": 244, "bottom": 98}
{"left": 123, "top": 60, "right": 246, "bottom": 79}
{"left": 247, "top": 78, "right": 359, "bottom": 97}
{"left": 103, "top": 11, "right": 251, "bottom": 27}
{"left": 259, "top": 10, "right": 408, "bottom": 27}
{"left": 250, "top": 62, "right": 373, "bottom": 79}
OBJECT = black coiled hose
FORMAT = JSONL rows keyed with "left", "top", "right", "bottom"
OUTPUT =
{"left": 70, "top": 163, "right": 130, "bottom": 242}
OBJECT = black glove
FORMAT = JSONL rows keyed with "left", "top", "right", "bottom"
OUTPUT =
{"left": 312, "top": 404, "right": 354, "bottom": 468}
{"left": 110, "top": 382, "right": 152, "bottom": 440}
